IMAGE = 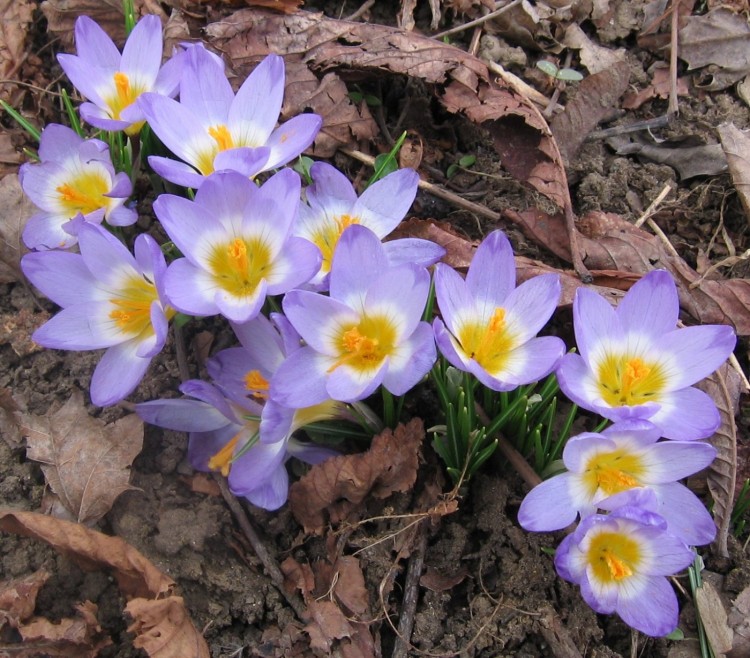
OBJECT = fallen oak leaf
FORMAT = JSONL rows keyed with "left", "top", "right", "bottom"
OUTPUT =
{"left": 0, "top": 509, "right": 174, "bottom": 599}
{"left": 288, "top": 419, "right": 424, "bottom": 534}
{"left": 18, "top": 601, "right": 112, "bottom": 658}
{"left": 206, "top": 8, "right": 570, "bottom": 211}
{"left": 125, "top": 596, "right": 210, "bottom": 658}
{"left": 0, "top": 569, "right": 49, "bottom": 630}
{"left": 22, "top": 390, "right": 144, "bottom": 525}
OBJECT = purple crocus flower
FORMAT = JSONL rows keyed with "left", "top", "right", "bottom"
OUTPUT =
{"left": 554, "top": 506, "right": 694, "bottom": 637}
{"left": 518, "top": 419, "right": 716, "bottom": 545}
{"left": 57, "top": 15, "right": 182, "bottom": 135}
{"left": 207, "top": 313, "right": 353, "bottom": 444}
{"left": 153, "top": 169, "right": 320, "bottom": 323}
{"left": 295, "top": 162, "right": 444, "bottom": 288}
{"left": 21, "top": 222, "right": 173, "bottom": 406}
{"left": 432, "top": 230, "right": 564, "bottom": 391}
{"left": 136, "top": 378, "right": 338, "bottom": 510}
{"left": 557, "top": 270, "right": 736, "bottom": 440}
{"left": 271, "top": 225, "right": 437, "bottom": 406}
{"left": 20, "top": 124, "right": 136, "bottom": 250}
{"left": 139, "top": 47, "right": 321, "bottom": 188}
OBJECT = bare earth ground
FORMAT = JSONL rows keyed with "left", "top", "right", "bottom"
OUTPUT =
{"left": 1, "top": 1, "right": 750, "bottom": 657}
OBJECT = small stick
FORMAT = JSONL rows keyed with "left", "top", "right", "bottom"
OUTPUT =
{"left": 668, "top": 0, "right": 681, "bottom": 116}
{"left": 214, "top": 475, "right": 307, "bottom": 620}
{"left": 391, "top": 526, "right": 427, "bottom": 658}
{"left": 485, "top": 60, "right": 551, "bottom": 108}
{"left": 172, "top": 323, "right": 192, "bottom": 383}
{"left": 345, "top": 0, "right": 375, "bottom": 21}
{"left": 433, "top": 0, "right": 522, "bottom": 39}
{"left": 586, "top": 115, "right": 672, "bottom": 140}
{"left": 634, "top": 182, "right": 674, "bottom": 228}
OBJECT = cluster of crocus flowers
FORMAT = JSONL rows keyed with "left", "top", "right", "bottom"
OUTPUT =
{"left": 20, "top": 124, "right": 137, "bottom": 250}
{"left": 519, "top": 270, "right": 736, "bottom": 637}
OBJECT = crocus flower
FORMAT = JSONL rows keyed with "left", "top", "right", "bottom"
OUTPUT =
{"left": 207, "top": 313, "right": 353, "bottom": 444}
{"left": 518, "top": 420, "right": 716, "bottom": 545}
{"left": 57, "top": 15, "right": 182, "bottom": 134}
{"left": 21, "top": 222, "right": 173, "bottom": 406}
{"left": 137, "top": 379, "right": 338, "bottom": 510}
{"left": 20, "top": 124, "right": 136, "bottom": 250}
{"left": 554, "top": 506, "right": 694, "bottom": 637}
{"left": 557, "top": 270, "right": 736, "bottom": 440}
{"left": 153, "top": 169, "right": 320, "bottom": 323}
{"left": 432, "top": 230, "right": 564, "bottom": 391}
{"left": 295, "top": 162, "right": 444, "bottom": 288}
{"left": 139, "top": 46, "right": 321, "bottom": 188}
{"left": 271, "top": 225, "right": 437, "bottom": 406}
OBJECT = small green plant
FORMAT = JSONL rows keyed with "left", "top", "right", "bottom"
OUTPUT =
{"left": 731, "top": 478, "right": 750, "bottom": 537}
{"left": 446, "top": 154, "right": 476, "bottom": 179}
{"left": 536, "top": 60, "right": 584, "bottom": 82}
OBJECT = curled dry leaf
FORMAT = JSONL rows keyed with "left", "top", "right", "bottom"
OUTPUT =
{"left": 288, "top": 418, "right": 424, "bottom": 534}
{"left": 18, "top": 601, "right": 112, "bottom": 658}
{"left": 125, "top": 596, "right": 210, "bottom": 658}
{"left": 206, "top": 9, "right": 570, "bottom": 210}
{"left": 0, "top": 174, "right": 33, "bottom": 284}
{"left": 0, "top": 510, "right": 174, "bottom": 599}
{"left": 695, "top": 578, "right": 734, "bottom": 655}
{"left": 0, "top": 0, "right": 32, "bottom": 98}
{"left": 505, "top": 206, "right": 750, "bottom": 335}
{"left": 0, "top": 569, "right": 49, "bottom": 629}
{"left": 22, "top": 390, "right": 144, "bottom": 525}
{"left": 42, "top": 0, "right": 167, "bottom": 48}
{"left": 697, "top": 363, "right": 742, "bottom": 558}
{"left": 718, "top": 122, "right": 750, "bottom": 224}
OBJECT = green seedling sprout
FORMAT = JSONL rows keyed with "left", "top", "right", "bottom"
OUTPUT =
{"left": 367, "top": 130, "right": 407, "bottom": 187}
{"left": 536, "top": 59, "right": 584, "bottom": 82}
{"left": 447, "top": 154, "right": 477, "bottom": 179}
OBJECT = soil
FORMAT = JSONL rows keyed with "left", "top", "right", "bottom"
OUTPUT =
{"left": 2, "top": 1, "right": 750, "bottom": 657}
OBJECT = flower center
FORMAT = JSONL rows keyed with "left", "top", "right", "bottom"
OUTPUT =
{"left": 328, "top": 315, "right": 396, "bottom": 374}
{"left": 209, "top": 237, "right": 272, "bottom": 297}
{"left": 597, "top": 354, "right": 666, "bottom": 407}
{"left": 582, "top": 447, "right": 643, "bottom": 497}
{"left": 244, "top": 369, "right": 270, "bottom": 401}
{"left": 311, "top": 214, "right": 360, "bottom": 274}
{"left": 108, "top": 274, "right": 165, "bottom": 338}
{"left": 207, "top": 434, "right": 240, "bottom": 477}
{"left": 587, "top": 531, "right": 640, "bottom": 583}
{"left": 56, "top": 172, "right": 110, "bottom": 216}
{"left": 208, "top": 124, "right": 235, "bottom": 152}
{"left": 457, "top": 308, "right": 515, "bottom": 374}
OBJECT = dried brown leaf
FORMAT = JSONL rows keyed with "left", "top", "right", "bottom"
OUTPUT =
{"left": 205, "top": 9, "right": 569, "bottom": 210}
{"left": 420, "top": 566, "right": 469, "bottom": 592}
{"left": 728, "top": 585, "right": 750, "bottom": 657}
{"left": 331, "top": 556, "right": 369, "bottom": 617}
{"left": 0, "top": 569, "right": 49, "bottom": 629}
{"left": 22, "top": 390, "right": 144, "bottom": 525}
{"left": 0, "top": 174, "right": 33, "bottom": 284}
{"left": 125, "top": 596, "right": 210, "bottom": 658}
{"left": 695, "top": 579, "right": 734, "bottom": 654}
{"left": 18, "top": 601, "right": 112, "bottom": 658}
{"left": 0, "top": 387, "right": 25, "bottom": 448}
{"left": 680, "top": 8, "right": 750, "bottom": 89}
{"left": 0, "top": 0, "right": 32, "bottom": 98}
{"left": 697, "top": 364, "right": 741, "bottom": 558}
{"left": 718, "top": 122, "right": 750, "bottom": 224}
{"left": 505, "top": 206, "right": 750, "bottom": 335}
{"left": 305, "top": 599, "right": 352, "bottom": 652}
{"left": 1, "top": 307, "right": 50, "bottom": 357}
{"left": 289, "top": 419, "right": 423, "bottom": 534}
{"left": 0, "top": 509, "right": 175, "bottom": 598}
{"left": 551, "top": 60, "right": 630, "bottom": 164}
{"left": 42, "top": 0, "right": 167, "bottom": 49}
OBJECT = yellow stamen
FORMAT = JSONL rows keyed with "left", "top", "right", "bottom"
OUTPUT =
{"left": 207, "top": 434, "right": 240, "bottom": 477}
{"left": 582, "top": 447, "right": 643, "bottom": 497}
{"left": 244, "top": 369, "right": 270, "bottom": 400}
{"left": 597, "top": 354, "right": 666, "bottom": 407}
{"left": 208, "top": 124, "right": 235, "bottom": 151}
{"left": 56, "top": 172, "right": 110, "bottom": 216}
{"left": 311, "top": 214, "right": 361, "bottom": 275}
{"left": 587, "top": 531, "right": 640, "bottom": 584}
{"left": 208, "top": 237, "right": 271, "bottom": 297}
{"left": 457, "top": 307, "right": 515, "bottom": 374}
{"left": 327, "top": 316, "right": 397, "bottom": 374}
{"left": 108, "top": 275, "right": 163, "bottom": 337}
